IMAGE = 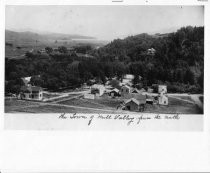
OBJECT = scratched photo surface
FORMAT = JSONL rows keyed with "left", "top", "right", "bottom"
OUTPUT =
{"left": 4, "top": 5, "right": 204, "bottom": 130}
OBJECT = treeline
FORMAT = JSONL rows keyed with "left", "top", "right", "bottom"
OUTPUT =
{"left": 5, "top": 26, "right": 204, "bottom": 94}
{"left": 95, "top": 26, "right": 204, "bottom": 93}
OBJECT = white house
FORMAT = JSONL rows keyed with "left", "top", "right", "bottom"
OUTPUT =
{"left": 20, "top": 86, "right": 43, "bottom": 101}
{"left": 158, "top": 85, "right": 167, "bottom": 94}
{"left": 122, "top": 74, "right": 134, "bottom": 86}
{"left": 91, "top": 84, "right": 105, "bottom": 96}
{"left": 158, "top": 93, "right": 168, "bottom": 105}
{"left": 147, "top": 48, "right": 156, "bottom": 55}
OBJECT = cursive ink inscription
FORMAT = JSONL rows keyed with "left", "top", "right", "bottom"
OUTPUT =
{"left": 59, "top": 113, "right": 67, "bottom": 119}
{"left": 58, "top": 113, "right": 181, "bottom": 126}
{"left": 164, "top": 114, "right": 180, "bottom": 120}
{"left": 137, "top": 115, "right": 151, "bottom": 124}
{"left": 114, "top": 115, "right": 135, "bottom": 125}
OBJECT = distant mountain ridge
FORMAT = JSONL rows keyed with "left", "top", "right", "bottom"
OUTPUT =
{"left": 5, "top": 30, "right": 96, "bottom": 45}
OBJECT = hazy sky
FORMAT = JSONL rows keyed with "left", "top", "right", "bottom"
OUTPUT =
{"left": 6, "top": 5, "right": 204, "bottom": 40}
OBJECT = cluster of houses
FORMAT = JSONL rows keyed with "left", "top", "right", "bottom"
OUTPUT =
{"left": 84, "top": 74, "right": 169, "bottom": 112}
{"left": 18, "top": 73, "right": 168, "bottom": 112}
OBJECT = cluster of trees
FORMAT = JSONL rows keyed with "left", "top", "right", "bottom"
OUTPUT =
{"left": 5, "top": 26, "right": 204, "bottom": 94}
{"left": 95, "top": 26, "right": 204, "bottom": 93}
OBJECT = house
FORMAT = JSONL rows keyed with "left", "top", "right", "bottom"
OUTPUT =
{"left": 147, "top": 48, "right": 156, "bottom": 55}
{"left": 91, "top": 84, "right": 105, "bottom": 96}
{"left": 19, "top": 86, "right": 43, "bottom": 101}
{"left": 122, "top": 74, "right": 134, "bottom": 86}
{"left": 109, "top": 88, "right": 120, "bottom": 97}
{"left": 158, "top": 93, "right": 168, "bottom": 105}
{"left": 121, "top": 85, "right": 131, "bottom": 96}
{"left": 123, "top": 94, "right": 146, "bottom": 112}
{"left": 158, "top": 85, "right": 167, "bottom": 94}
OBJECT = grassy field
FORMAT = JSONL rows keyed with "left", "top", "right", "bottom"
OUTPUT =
{"left": 171, "top": 95, "right": 193, "bottom": 102}
{"left": 5, "top": 96, "right": 203, "bottom": 114}
{"left": 144, "top": 97, "right": 202, "bottom": 114}
{"left": 88, "top": 97, "right": 122, "bottom": 108}
{"left": 7, "top": 104, "right": 115, "bottom": 113}
{"left": 5, "top": 99, "right": 40, "bottom": 112}
{"left": 59, "top": 98, "right": 108, "bottom": 109}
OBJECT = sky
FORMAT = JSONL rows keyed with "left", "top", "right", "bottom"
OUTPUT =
{"left": 6, "top": 5, "right": 204, "bottom": 40}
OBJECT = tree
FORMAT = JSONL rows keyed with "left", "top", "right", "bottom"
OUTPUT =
{"left": 133, "top": 75, "right": 141, "bottom": 85}
{"left": 30, "top": 75, "right": 44, "bottom": 86}
{"left": 108, "top": 79, "right": 120, "bottom": 89}
{"left": 58, "top": 46, "right": 67, "bottom": 53}
{"left": 197, "top": 71, "right": 203, "bottom": 89}
{"left": 45, "top": 47, "right": 53, "bottom": 54}
{"left": 184, "top": 68, "right": 195, "bottom": 85}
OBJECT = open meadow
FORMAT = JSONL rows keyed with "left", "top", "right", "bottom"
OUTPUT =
{"left": 5, "top": 94, "right": 203, "bottom": 114}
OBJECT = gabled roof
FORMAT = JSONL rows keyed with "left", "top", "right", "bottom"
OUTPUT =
{"left": 124, "top": 93, "right": 146, "bottom": 104}
{"left": 21, "top": 76, "right": 31, "bottom": 85}
{"left": 111, "top": 88, "right": 119, "bottom": 93}
{"left": 121, "top": 85, "right": 131, "bottom": 90}
{"left": 125, "top": 98, "right": 140, "bottom": 105}
{"left": 139, "top": 88, "right": 146, "bottom": 92}
{"left": 125, "top": 97, "right": 146, "bottom": 105}
{"left": 131, "top": 88, "right": 140, "bottom": 94}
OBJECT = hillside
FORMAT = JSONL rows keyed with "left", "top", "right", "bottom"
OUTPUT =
{"left": 5, "top": 30, "right": 96, "bottom": 45}
{"left": 5, "top": 26, "right": 204, "bottom": 94}
{"left": 94, "top": 26, "right": 204, "bottom": 92}
{"left": 5, "top": 30, "right": 106, "bottom": 58}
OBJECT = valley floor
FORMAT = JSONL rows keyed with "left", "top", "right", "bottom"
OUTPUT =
{"left": 5, "top": 93, "right": 203, "bottom": 114}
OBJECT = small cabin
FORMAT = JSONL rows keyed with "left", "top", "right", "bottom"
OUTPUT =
{"left": 122, "top": 94, "right": 146, "bottom": 112}
{"left": 109, "top": 88, "right": 120, "bottom": 97}
{"left": 124, "top": 97, "right": 146, "bottom": 112}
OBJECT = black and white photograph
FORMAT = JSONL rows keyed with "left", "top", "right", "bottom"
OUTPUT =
{"left": 1, "top": 0, "right": 210, "bottom": 172}
{"left": 3, "top": 5, "right": 205, "bottom": 130}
